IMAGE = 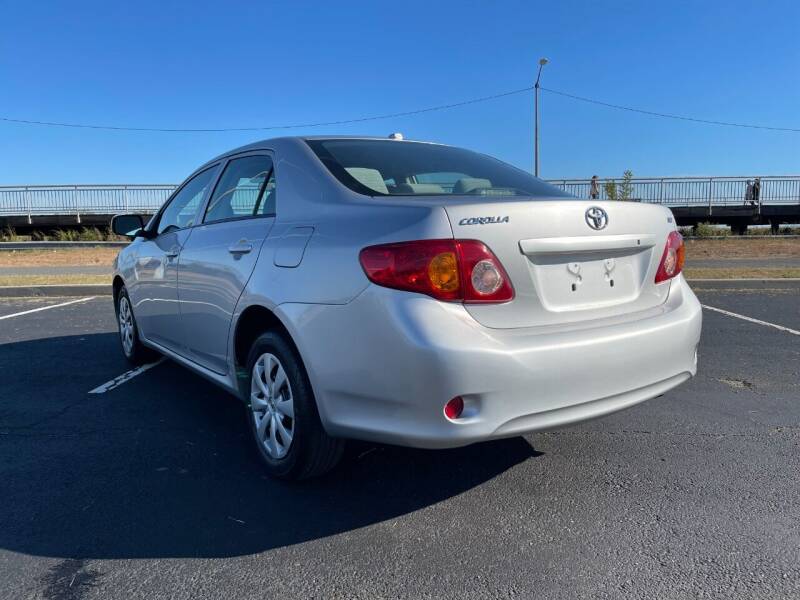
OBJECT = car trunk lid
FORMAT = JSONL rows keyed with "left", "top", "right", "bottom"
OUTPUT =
{"left": 443, "top": 199, "right": 675, "bottom": 329}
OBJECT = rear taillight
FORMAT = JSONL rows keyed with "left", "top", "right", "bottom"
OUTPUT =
{"left": 655, "top": 231, "right": 686, "bottom": 283}
{"left": 359, "top": 239, "right": 514, "bottom": 303}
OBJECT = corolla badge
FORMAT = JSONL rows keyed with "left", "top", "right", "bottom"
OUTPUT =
{"left": 458, "top": 216, "right": 510, "bottom": 225}
{"left": 585, "top": 206, "right": 608, "bottom": 230}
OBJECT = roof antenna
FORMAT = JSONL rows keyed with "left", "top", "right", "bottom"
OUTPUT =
{"left": 388, "top": 132, "right": 404, "bottom": 140}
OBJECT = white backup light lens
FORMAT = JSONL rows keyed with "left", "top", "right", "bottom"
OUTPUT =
{"left": 663, "top": 248, "right": 677, "bottom": 276}
{"left": 471, "top": 260, "right": 503, "bottom": 295}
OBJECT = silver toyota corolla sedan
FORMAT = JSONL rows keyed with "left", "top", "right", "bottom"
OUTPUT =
{"left": 111, "top": 136, "right": 702, "bottom": 479}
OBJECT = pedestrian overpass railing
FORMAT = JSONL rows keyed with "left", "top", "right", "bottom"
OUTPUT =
{"left": 0, "top": 185, "right": 177, "bottom": 217}
{"left": 1, "top": 177, "right": 799, "bottom": 218}
{"left": 546, "top": 176, "right": 800, "bottom": 206}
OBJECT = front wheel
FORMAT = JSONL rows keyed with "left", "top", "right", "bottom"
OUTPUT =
{"left": 246, "top": 331, "right": 344, "bottom": 480}
{"left": 116, "top": 287, "right": 157, "bottom": 365}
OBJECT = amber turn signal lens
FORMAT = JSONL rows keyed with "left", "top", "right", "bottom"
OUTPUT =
{"left": 428, "top": 252, "right": 459, "bottom": 292}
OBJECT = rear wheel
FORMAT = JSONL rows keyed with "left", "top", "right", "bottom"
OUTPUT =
{"left": 246, "top": 331, "right": 344, "bottom": 480}
{"left": 116, "top": 287, "right": 157, "bottom": 365}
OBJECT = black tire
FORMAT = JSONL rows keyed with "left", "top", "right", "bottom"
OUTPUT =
{"left": 115, "top": 286, "right": 158, "bottom": 365}
{"left": 245, "top": 331, "right": 344, "bottom": 480}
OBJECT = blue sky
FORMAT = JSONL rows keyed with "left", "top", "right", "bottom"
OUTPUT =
{"left": 1, "top": 0, "right": 798, "bottom": 183}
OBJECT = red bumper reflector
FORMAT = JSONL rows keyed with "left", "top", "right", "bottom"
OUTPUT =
{"left": 444, "top": 396, "right": 464, "bottom": 420}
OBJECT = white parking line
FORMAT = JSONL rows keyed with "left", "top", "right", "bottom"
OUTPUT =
{"left": 702, "top": 304, "right": 800, "bottom": 336}
{"left": 0, "top": 296, "right": 95, "bottom": 321}
{"left": 88, "top": 358, "right": 166, "bottom": 394}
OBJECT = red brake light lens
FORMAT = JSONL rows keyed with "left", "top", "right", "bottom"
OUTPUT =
{"left": 359, "top": 239, "right": 514, "bottom": 303}
{"left": 655, "top": 231, "right": 686, "bottom": 283}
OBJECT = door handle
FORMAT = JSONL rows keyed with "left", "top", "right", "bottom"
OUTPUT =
{"left": 228, "top": 242, "right": 253, "bottom": 255}
{"left": 165, "top": 246, "right": 180, "bottom": 259}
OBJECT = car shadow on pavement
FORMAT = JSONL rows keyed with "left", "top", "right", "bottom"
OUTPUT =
{"left": 0, "top": 333, "right": 541, "bottom": 560}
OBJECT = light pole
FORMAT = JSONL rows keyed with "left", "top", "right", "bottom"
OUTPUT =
{"left": 534, "top": 57, "right": 548, "bottom": 177}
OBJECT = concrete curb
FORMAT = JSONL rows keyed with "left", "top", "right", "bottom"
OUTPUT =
{"left": 688, "top": 277, "right": 800, "bottom": 282}
{"left": 687, "top": 278, "right": 800, "bottom": 290}
{"left": 0, "top": 284, "right": 113, "bottom": 297}
{"left": 683, "top": 235, "right": 800, "bottom": 240}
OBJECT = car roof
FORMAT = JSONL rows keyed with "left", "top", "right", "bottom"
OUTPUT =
{"left": 192, "top": 136, "right": 449, "bottom": 179}
{"left": 212, "top": 135, "right": 442, "bottom": 158}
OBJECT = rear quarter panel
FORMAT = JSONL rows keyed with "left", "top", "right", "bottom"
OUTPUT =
{"left": 250, "top": 203, "right": 454, "bottom": 306}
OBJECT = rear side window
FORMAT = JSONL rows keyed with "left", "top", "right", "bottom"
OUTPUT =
{"left": 306, "top": 139, "right": 571, "bottom": 199}
{"left": 204, "top": 155, "right": 274, "bottom": 223}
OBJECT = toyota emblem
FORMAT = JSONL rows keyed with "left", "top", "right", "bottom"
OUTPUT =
{"left": 585, "top": 206, "right": 609, "bottom": 230}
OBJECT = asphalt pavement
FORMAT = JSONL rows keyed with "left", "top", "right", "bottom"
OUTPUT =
{"left": 0, "top": 282, "right": 798, "bottom": 599}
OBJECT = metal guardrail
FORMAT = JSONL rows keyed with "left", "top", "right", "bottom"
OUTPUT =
{"left": 547, "top": 176, "right": 800, "bottom": 207}
{"left": 0, "top": 177, "right": 799, "bottom": 219}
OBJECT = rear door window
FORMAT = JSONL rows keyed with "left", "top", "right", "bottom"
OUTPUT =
{"left": 204, "top": 155, "right": 274, "bottom": 223}
{"left": 255, "top": 170, "right": 277, "bottom": 216}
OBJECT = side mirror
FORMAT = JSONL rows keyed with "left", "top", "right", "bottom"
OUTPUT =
{"left": 111, "top": 214, "right": 146, "bottom": 238}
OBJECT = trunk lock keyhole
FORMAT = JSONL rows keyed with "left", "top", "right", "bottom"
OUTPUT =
{"left": 604, "top": 259, "right": 616, "bottom": 287}
{"left": 568, "top": 263, "right": 582, "bottom": 292}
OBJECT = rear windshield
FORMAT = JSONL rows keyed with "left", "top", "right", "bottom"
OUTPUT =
{"left": 306, "top": 139, "right": 572, "bottom": 198}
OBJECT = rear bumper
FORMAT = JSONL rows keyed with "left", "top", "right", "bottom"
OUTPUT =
{"left": 279, "top": 275, "right": 702, "bottom": 449}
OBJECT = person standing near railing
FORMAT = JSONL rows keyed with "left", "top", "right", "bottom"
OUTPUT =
{"left": 744, "top": 180, "right": 754, "bottom": 205}
{"left": 589, "top": 175, "right": 600, "bottom": 199}
{"left": 752, "top": 178, "right": 761, "bottom": 207}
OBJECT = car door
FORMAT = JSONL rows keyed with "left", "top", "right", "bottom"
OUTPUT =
{"left": 177, "top": 152, "right": 277, "bottom": 374}
{"left": 131, "top": 165, "right": 219, "bottom": 351}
